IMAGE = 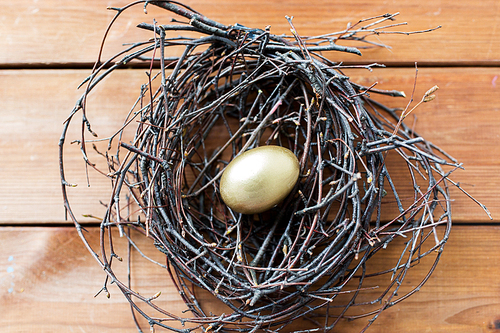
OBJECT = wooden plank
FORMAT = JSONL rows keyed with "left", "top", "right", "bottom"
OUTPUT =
{"left": 0, "top": 69, "right": 127, "bottom": 224}
{"left": 347, "top": 67, "right": 500, "bottom": 223}
{"left": 0, "top": 225, "right": 499, "bottom": 332}
{"left": 0, "top": 67, "right": 497, "bottom": 224}
{"left": 1, "top": 0, "right": 500, "bottom": 66}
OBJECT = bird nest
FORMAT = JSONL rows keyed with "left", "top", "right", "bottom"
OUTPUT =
{"left": 58, "top": 2, "right": 482, "bottom": 332}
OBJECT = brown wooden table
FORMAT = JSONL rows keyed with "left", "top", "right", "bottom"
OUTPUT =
{"left": 1, "top": 1, "right": 499, "bottom": 332}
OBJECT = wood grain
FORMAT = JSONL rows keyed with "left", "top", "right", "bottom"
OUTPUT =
{"left": 0, "top": 67, "right": 497, "bottom": 224}
{"left": 1, "top": 1, "right": 500, "bottom": 332}
{"left": 1, "top": 0, "right": 500, "bottom": 66}
{"left": 0, "top": 225, "right": 499, "bottom": 332}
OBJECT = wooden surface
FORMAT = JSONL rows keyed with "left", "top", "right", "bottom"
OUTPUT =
{"left": 2, "top": 0, "right": 500, "bottom": 66}
{"left": 1, "top": 0, "right": 499, "bottom": 332}
{"left": 2, "top": 226, "right": 500, "bottom": 332}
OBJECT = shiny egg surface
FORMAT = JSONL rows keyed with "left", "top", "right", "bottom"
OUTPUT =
{"left": 220, "top": 145, "right": 300, "bottom": 214}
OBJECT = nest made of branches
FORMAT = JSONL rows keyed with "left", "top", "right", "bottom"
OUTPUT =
{"left": 59, "top": 2, "right": 487, "bottom": 332}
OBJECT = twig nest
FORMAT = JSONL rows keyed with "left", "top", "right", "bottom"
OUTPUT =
{"left": 58, "top": 2, "right": 476, "bottom": 332}
{"left": 220, "top": 145, "right": 300, "bottom": 214}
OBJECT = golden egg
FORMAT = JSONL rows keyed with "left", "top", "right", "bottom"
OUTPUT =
{"left": 220, "top": 145, "right": 300, "bottom": 214}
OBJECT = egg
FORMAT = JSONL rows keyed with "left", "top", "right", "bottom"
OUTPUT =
{"left": 220, "top": 145, "right": 300, "bottom": 214}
